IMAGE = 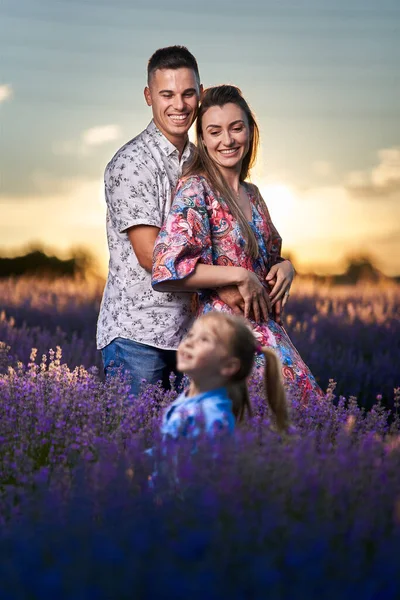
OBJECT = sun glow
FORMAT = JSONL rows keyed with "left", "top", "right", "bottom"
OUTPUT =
{"left": 258, "top": 183, "right": 298, "bottom": 239}
{"left": 260, "top": 183, "right": 295, "bottom": 215}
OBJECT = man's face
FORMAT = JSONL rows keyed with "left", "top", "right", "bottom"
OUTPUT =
{"left": 144, "top": 68, "right": 201, "bottom": 144}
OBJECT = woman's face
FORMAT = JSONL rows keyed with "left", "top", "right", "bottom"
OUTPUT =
{"left": 201, "top": 103, "right": 250, "bottom": 172}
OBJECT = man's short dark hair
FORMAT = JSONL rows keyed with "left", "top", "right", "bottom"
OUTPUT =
{"left": 147, "top": 46, "right": 200, "bottom": 85}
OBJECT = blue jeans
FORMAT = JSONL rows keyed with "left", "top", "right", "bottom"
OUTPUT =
{"left": 101, "top": 337, "right": 182, "bottom": 397}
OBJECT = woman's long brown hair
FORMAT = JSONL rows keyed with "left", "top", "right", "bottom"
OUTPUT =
{"left": 183, "top": 85, "right": 260, "bottom": 258}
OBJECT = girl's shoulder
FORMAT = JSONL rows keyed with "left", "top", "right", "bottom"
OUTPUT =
{"left": 176, "top": 387, "right": 230, "bottom": 409}
{"left": 169, "top": 390, "right": 190, "bottom": 408}
{"left": 199, "top": 388, "right": 234, "bottom": 415}
{"left": 201, "top": 391, "right": 235, "bottom": 433}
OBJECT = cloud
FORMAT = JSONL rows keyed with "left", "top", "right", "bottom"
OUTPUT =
{"left": 82, "top": 125, "right": 121, "bottom": 147}
{"left": 51, "top": 140, "right": 80, "bottom": 156}
{"left": 30, "top": 172, "right": 89, "bottom": 197}
{"left": 53, "top": 124, "right": 122, "bottom": 156}
{"left": 346, "top": 147, "right": 400, "bottom": 198}
{"left": 0, "top": 84, "right": 13, "bottom": 104}
{"left": 312, "top": 160, "right": 332, "bottom": 177}
{"left": 0, "top": 171, "right": 96, "bottom": 202}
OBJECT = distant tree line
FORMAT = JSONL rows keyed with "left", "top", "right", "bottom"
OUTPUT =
{"left": 0, "top": 249, "right": 95, "bottom": 279}
{"left": 300, "top": 255, "right": 399, "bottom": 286}
{"left": 0, "top": 249, "right": 398, "bottom": 284}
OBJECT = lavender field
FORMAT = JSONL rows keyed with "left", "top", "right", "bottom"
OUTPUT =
{"left": 1, "top": 276, "right": 400, "bottom": 599}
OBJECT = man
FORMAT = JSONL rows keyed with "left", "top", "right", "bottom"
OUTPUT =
{"left": 97, "top": 46, "right": 202, "bottom": 395}
{"left": 97, "top": 45, "right": 293, "bottom": 396}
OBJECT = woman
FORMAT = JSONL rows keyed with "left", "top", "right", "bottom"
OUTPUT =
{"left": 152, "top": 85, "right": 323, "bottom": 404}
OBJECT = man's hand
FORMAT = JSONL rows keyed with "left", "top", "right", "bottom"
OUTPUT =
{"left": 217, "top": 285, "right": 244, "bottom": 315}
{"left": 273, "top": 299, "right": 284, "bottom": 325}
{"left": 266, "top": 260, "right": 295, "bottom": 307}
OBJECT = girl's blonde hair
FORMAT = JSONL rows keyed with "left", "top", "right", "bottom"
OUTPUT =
{"left": 199, "top": 312, "right": 290, "bottom": 433}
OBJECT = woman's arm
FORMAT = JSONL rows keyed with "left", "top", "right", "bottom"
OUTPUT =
{"left": 154, "top": 263, "right": 242, "bottom": 292}
{"left": 155, "top": 263, "right": 271, "bottom": 322}
{"left": 152, "top": 176, "right": 270, "bottom": 321}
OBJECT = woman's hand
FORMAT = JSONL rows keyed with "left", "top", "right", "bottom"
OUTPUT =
{"left": 236, "top": 268, "right": 271, "bottom": 322}
{"left": 265, "top": 260, "right": 295, "bottom": 307}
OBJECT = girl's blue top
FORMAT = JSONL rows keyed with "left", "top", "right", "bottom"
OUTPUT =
{"left": 160, "top": 387, "right": 235, "bottom": 441}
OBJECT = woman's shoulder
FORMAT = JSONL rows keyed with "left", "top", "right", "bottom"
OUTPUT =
{"left": 244, "top": 181, "right": 270, "bottom": 213}
{"left": 174, "top": 175, "right": 214, "bottom": 207}
{"left": 243, "top": 181, "right": 260, "bottom": 197}
{"left": 177, "top": 174, "right": 212, "bottom": 192}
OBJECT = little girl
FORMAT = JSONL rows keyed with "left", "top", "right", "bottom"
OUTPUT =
{"left": 160, "top": 311, "right": 290, "bottom": 442}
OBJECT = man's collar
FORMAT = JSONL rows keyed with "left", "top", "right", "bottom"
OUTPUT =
{"left": 146, "top": 120, "right": 191, "bottom": 158}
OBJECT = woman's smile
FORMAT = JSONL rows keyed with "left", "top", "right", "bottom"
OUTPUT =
{"left": 202, "top": 103, "right": 250, "bottom": 172}
{"left": 219, "top": 148, "right": 240, "bottom": 155}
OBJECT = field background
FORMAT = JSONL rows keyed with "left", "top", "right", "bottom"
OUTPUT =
{"left": 1, "top": 273, "right": 400, "bottom": 598}
{"left": 1, "top": 273, "right": 399, "bottom": 410}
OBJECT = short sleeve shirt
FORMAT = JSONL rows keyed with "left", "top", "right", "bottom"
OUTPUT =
{"left": 160, "top": 387, "right": 235, "bottom": 441}
{"left": 96, "top": 120, "right": 195, "bottom": 350}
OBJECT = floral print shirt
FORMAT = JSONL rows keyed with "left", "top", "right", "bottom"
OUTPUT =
{"left": 97, "top": 121, "right": 195, "bottom": 350}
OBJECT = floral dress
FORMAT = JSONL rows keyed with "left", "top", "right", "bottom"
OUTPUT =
{"left": 152, "top": 175, "right": 324, "bottom": 404}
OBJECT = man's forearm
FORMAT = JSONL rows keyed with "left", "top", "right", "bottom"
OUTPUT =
{"left": 127, "top": 225, "right": 160, "bottom": 273}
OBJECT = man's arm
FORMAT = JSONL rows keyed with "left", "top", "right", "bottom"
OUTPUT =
{"left": 127, "top": 225, "right": 160, "bottom": 272}
{"left": 217, "top": 286, "right": 245, "bottom": 316}
{"left": 105, "top": 151, "right": 162, "bottom": 267}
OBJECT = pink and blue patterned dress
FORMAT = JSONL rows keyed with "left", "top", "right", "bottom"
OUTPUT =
{"left": 152, "top": 175, "right": 324, "bottom": 404}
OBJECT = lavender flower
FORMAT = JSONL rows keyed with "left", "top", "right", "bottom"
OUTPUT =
{"left": 0, "top": 276, "right": 399, "bottom": 597}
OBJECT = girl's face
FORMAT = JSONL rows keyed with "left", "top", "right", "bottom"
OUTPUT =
{"left": 177, "top": 318, "right": 238, "bottom": 380}
{"left": 201, "top": 103, "right": 250, "bottom": 172}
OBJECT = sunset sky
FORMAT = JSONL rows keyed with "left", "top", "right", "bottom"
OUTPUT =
{"left": 1, "top": 0, "right": 400, "bottom": 275}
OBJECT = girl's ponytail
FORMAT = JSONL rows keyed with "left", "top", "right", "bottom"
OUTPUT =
{"left": 197, "top": 313, "right": 290, "bottom": 431}
{"left": 227, "top": 380, "right": 252, "bottom": 423}
{"left": 262, "top": 348, "right": 290, "bottom": 433}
